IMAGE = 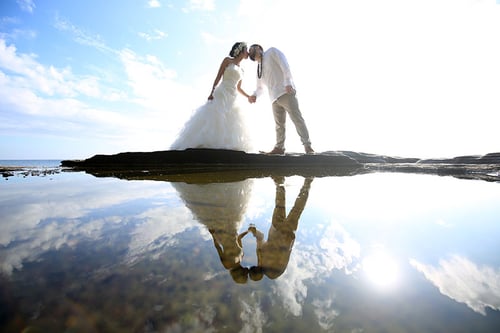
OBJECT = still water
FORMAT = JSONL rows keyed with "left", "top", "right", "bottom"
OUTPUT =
{"left": 1, "top": 166, "right": 500, "bottom": 332}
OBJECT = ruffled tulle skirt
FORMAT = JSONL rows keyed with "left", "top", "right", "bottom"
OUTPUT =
{"left": 170, "top": 85, "right": 253, "bottom": 152}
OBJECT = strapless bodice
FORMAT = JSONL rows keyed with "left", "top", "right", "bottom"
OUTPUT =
{"left": 220, "top": 63, "right": 243, "bottom": 87}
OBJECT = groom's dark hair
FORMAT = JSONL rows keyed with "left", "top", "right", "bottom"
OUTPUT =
{"left": 249, "top": 44, "right": 263, "bottom": 61}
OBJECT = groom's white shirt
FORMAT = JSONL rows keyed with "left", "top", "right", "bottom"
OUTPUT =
{"left": 254, "top": 47, "right": 295, "bottom": 103}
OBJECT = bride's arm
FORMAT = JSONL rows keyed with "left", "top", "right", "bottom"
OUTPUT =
{"left": 208, "top": 57, "right": 230, "bottom": 100}
{"left": 237, "top": 80, "right": 252, "bottom": 102}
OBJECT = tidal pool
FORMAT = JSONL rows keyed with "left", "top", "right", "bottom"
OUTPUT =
{"left": 1, "top": 167, "right": 500, "bottom": 332}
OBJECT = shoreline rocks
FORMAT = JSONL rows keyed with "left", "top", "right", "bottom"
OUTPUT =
{"left": 59, "top": 149, "right": 500, "bottom": 183}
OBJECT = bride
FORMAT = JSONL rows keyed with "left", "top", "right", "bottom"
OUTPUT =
{"left": 170, "top": 42, "right": 254, "bottom": 152}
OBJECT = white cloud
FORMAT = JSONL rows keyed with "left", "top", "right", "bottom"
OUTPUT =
{"left": 49, "top": 15, "right": 207, "bottom": 150}
{"left": 0, "top": 38, "right": 126, "bottom": 108}
{"left": 118, "top": 48, "right": 193, "bottom": 115}
{"left": 184, "top": 0, "right": 215, "bottom": 12}
{"left": 138, "top": 29, "right": 168, "bottom": 41}
{"left": 4, "top": 0, "right": 500, "bottom": 158}
{"left": 147, "top": 0, "right": 161, "bottom": 8}
{"left": 53, "top": 15, "right": 112, "bottom": 54}
{"left": 411, "top": 255, "right": 500, "bottom": 315}
{"left": 0, "top": 24, "right": 200, "bottom": 154}
{"left": 0, "top": 40, "right": 155, "bottom": 150}
{"left": 200, "top": 31, "right": 226, "bottom": 46}
{"left": 312, "top": 298, "right": 339, "bottom": 331}
{"left": 264, "top": 221, "right": 360, "bottom": 318}
{"left": 16, "top": 0, "right": 35, "bottom": 13}
{"left": 239, "top": 296, "right": 267, "bottom": 332}
{"left": 126, "top": 205, "right": 201, "bottom": 264}
{"left": 0, "top": 177, "right": 177, "bottom": 275}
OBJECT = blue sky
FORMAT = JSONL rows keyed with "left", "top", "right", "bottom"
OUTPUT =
{"left": 1, "top": 0, "right": 499, "bottom": 159}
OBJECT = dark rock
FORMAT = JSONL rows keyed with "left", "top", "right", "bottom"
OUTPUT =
{"left": 60, "top": 149, "right": 500, "bottom": 183}
{"left": 419, "top": 152, "right": 500, "bottom": 165}
{"left": 61, "top": 149, "right": 364, "bottom": 180}
{"left": 335, "top": 151, "right": 420, "bottom": 164}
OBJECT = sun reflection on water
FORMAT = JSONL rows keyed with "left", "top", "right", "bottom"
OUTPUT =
{"left": 362, "top": 251, "right": 400, "bottom": 290}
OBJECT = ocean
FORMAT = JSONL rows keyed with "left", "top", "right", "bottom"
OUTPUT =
{"left": 0, "top": 160, "right": 62, "bottom": 168}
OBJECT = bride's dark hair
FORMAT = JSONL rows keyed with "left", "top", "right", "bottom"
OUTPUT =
{"left": 229, "top": 42, "right": 247, "bottom": 58}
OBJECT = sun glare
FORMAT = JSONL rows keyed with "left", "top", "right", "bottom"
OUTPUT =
{"left": 362, "top": 251, "right": 400, "bottom": 290}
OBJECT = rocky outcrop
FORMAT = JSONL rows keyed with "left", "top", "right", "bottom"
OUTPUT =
{"left": 60, "top": 149, "right": 500, "bottom": 182}
{"left": 61, "top": 149, "right": 364, "bottom": 180}
{"left": 418, "top": 152, "right": 500, "bottom": 165}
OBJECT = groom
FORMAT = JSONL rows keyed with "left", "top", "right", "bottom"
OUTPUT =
{"left": 248, "top": 44, "right": 314, "bottom": 155}
{"left": 248, "top": 176, "right": 314, "bottom": 281}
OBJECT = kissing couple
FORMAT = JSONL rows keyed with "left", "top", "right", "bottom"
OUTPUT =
{"left": 171, "top": 42, "right": 314, "bottom": 155}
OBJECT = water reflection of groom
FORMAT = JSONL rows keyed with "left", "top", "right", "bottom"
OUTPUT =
{"left": 250, "top": 176, "right": 313, "bottom": 281}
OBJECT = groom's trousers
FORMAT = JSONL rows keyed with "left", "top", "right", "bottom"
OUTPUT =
{"left": 272, "top": 92, "right": 312, "bottom": 149}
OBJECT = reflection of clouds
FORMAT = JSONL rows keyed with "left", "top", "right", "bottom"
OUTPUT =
{"left": 125, "top": 205, "right": 201, "bottom": 264}
{"left": 161, "top": 304, "right": 217, "bottom": 333}
{"left": 410, "top": 255, "right": 500, "bottom": 315}
{"left": 318, "top": 223, "right": 361, "bottom": 273}
{"left": 312, "top": 298, "right": 339, "bottom": 331}
{"left": 0, "top": 174, "right": 177, "bottom": 274}
{"left": 273, "top": 255, "right": 313, "bottom": 316}
{"left": 239, "top": 293, "right": 267, "bottom": 333}
{"left": 244, "top": 179, "right": 274, "bottom": 221}
{"left": 271, "top": 222, "right": 361, "bottom": 317}
{"left": 0, "top": 215, "right": 125, "bottom": 274}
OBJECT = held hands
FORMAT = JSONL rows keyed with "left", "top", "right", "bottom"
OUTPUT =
{"left": 248, "top": 224, "right": 264, "bottom": 241}
{"left": 248, "top": 224, "right": 257, "bottom": 234}
{"left": 248, "top": 95, "right": 256, "bottom": 104}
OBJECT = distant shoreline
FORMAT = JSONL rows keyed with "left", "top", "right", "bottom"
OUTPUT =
{"left": 0, "top": 161, "right": 62, "bottom": 178}
{"left": 0, "top": 160, "right": 61, "bottom": 169}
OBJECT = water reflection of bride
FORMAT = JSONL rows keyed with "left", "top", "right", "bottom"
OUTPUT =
{"left": 171, "top": 179, "right": 253, "bottom": 283}
{"left": 172, "top": 176, "right": 313, "bottom": 283}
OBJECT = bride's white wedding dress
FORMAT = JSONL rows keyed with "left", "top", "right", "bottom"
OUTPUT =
{"left": 171, "top": 63, "right": 252, "bottom": 151}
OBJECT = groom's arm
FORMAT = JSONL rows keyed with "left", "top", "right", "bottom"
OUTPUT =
{"left": 270, "top": 48, "right": 294, "bottom": 88}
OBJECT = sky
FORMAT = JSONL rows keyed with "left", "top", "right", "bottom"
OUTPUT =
{"left": 0, "top": 0, "right": 499, "bottom": 160}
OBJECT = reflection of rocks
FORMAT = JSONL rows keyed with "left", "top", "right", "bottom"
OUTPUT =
{"left": 60, "top": 149, "right": 500, "bottom": 182}
{"left": 419, "top": 152, "right": 500, "bottom": 165}
{"left": 61, "top": 149, "right": 363, "bottom": 180}
{"left": 341, "top": 151, "right": 500, "bottom": 182}
{"left": 1, "top": 167, "right": 61, "bottom": 179}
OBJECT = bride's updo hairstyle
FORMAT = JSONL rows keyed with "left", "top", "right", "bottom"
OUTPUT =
{"left": 229, "top": 42, "right": 247, "bottom": 58}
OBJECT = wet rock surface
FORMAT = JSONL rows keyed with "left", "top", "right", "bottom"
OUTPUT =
{"left": 1, "top": 166, "right": 61, "bottom": 179}
{"left": 59, "top": 149, "right": 500, "bottom": 182}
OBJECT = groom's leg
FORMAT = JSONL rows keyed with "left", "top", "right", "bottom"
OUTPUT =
{"left": 272, "top": 102, "right": 286, "bottom": 149}
{"left": 277, "top": 94, "right": 311, "bottom": 147}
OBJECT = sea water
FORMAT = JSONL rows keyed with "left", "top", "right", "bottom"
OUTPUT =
{"left": 1, "top": 169, "right": 500, "bottom": 332}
